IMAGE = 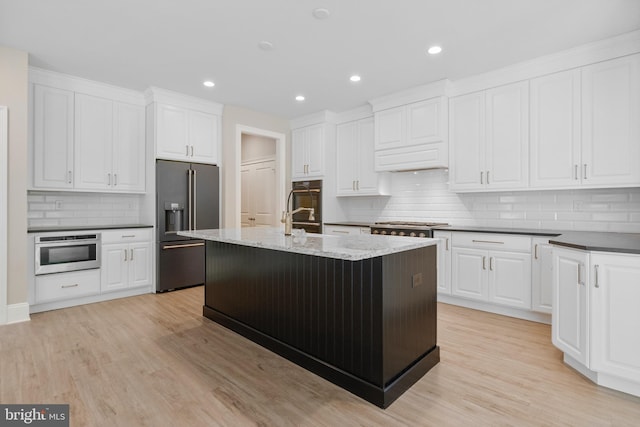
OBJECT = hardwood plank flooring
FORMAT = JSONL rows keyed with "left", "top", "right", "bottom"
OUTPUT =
{"left": 1, "top": 286, "right": 639, "bottom": 426}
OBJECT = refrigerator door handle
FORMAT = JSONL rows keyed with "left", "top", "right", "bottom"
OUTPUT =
{"left": 188, "top": 169, "right": 193, "bottom": 231}
{"left": 193, "top": 169, "right": 197, "bottom": 230}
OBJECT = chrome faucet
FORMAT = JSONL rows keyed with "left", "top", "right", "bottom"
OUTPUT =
{"left": 282, "top": 184, "right": 315, "bottom": 235}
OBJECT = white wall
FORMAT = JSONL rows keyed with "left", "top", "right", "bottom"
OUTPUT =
{"left": 241, "top": 134, "right": 276, "bottom": 163}
{"left": 339, "top": 169, "right": 640, "bottom": 233}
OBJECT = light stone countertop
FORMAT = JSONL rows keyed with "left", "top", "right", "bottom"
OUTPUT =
{"left": 179, "top": 227, "right": 437, "bottom": 261}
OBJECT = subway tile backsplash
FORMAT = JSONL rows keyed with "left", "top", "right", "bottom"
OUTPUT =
{"left": 338, "top": 170, "right": 640, "bottom": 233}
{"left": 27, "top": 191, "right": 143, "bottom": 228}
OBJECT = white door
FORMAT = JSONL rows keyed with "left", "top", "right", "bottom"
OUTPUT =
{"left": 33, "top": 85, "right": 75, "bottom": 189}
{"left": 488, "top": 250, "right": 531, "bottom": 309}
{"left": 451, "top": 247, "right": 488, "bottom": 301}
{"left": 449, "top": 92, "right": 485, "bottom": 191}
{"left": 291, "top": 128, "right": 307, "bottom": 179}
{"left": 156, "top": 103, "right": 189, "bottom": 160}
{"left": 74, "top": 93, "right": 113, "bottom": 190}
{"left": 531, "top": 240, "right": 553, "bottom": 314}
{"left": 590, "top": 253, "right": 640, "bottom": 383}
{"left": 306, "top": 124, "right": 325, "bottom": 177}
{"left": 530, "top": 69, "right": 581, "bottom": 188}
{"left": 240, "top": 164, "right": 252, "bottom": 227}
{"left": 356, "top": 117, "right": 379, "bottom": 194}
{"left": 189, "top": 110, "right": 218, "bottom": 164}
{"left": 552, "top": 247, "right": 589, "bottom": 366}
{"left": 253, "top": 160, "right": 276, "bottom": 227}
{"left": 406, "top": 98, "right": 442, "bottom": 146}
{"left": 101, "top": 244, "right": 128, "bottom": 292}
{"left": 375, "top": 106, "right": 404, "bottom": 150}
{"left": 129, "top": 242, "right": 151, "bottom": 288}
{"left": 581, "top": 54, "right": 640, "bottom": 186}
{"left": 336, "top": 121, "right": 358, "bottom": 195}
{"left": 113, "top": 102, "right": 145, "bottom": 191}
{"left": 485, "top": 81, "right": 529, "bottom": 189}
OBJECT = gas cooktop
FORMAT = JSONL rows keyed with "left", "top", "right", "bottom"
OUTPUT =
{"left": 370, "top": 221, "right": 449, "bottom": 237}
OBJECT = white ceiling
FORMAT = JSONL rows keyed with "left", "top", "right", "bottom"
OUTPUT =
{"left": 1, "top": 0, "right": 639, "bottom": 119}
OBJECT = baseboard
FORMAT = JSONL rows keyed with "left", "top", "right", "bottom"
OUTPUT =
{"left": 437, "top": 294, "right": 552, "bottom": 324}
{"left": 6, "top": 302, "right": 31, "bottom": 324}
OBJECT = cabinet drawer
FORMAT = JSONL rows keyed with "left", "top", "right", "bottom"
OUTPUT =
{"left": 101, "top": 228, "right": 152, "bottom": 244}
{"left": 452, "top": 232, "right": 531, "bottom": 252}
{"left": 35, "top": 269, "right": 100, "bottom": 303}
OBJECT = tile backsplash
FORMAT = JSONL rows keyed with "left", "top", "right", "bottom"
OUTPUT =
{"left": 28, "top": 191, "right": 143, "bottom": 228}
{"left": 338, "top": 170, "right": 640, "bottom": 233}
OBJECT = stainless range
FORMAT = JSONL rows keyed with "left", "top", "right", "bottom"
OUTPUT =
{"left": 370, "top": 221, "right": 449, "bottom": 238}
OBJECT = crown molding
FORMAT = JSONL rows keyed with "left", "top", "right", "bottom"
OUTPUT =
{"left": 144, "top": 86, "right": 224, "bottom": 115}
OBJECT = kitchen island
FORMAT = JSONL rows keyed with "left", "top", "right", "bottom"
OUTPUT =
{"left": 178, "top": 227, "right": 439, "bottom": 408}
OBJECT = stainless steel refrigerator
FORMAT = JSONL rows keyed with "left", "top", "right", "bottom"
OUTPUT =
{"left": 156, "top": 159, "right": 219, "bottom": 292}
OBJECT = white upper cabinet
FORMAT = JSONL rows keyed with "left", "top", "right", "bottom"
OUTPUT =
{"left": 291, "top": 123, "right": 325, "bottom": 179}
{"left": 147, "top": 87, "right": 223, "bottom": 165}
{"left": 374, "top": 97, "right": 448, "bottom": 171}
{"left": 32, "top": 84, "right": 75, "bottom": 189}
{"left": 31, "top": 71, "right": 146, "bottom": 193}
{"left": 74, "top": 94, "right": 145, "bottom": 192}
{"left": 336, "top": 117, "right": 389, "bottom": 196}
{"left": 449, "top": 81, "right": 529, "bottom": 192}
{"left": 581, "top": 53, "right": 640, "bottom": 187}
{"left": 530, "top": 69, "right": 582, "bottom": 188}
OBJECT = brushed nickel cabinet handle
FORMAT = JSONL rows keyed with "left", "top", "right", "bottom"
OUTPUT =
{"left": 68, "top": 171, "right": 72, "bottom": 184}
{"left": 188, "top": 169, "right": 192, "bottom": 231}
{"left": 583, "top": 164, "right": 587, "bottom": 180}
{"left": 480, "top": 171, "right": 484, "bottom": 184}
{"left": 163, "top": 243, "right": 205, "bottom": 250}
{"left": 490, "top": 257, "right": 494, "bottom": 271}
{"left": 190, "top": 145, "right": 194, "bottom": 157}
{"left": 130, "top": 249, "right": 134, "bottom": 261}
{"left": 486, "top": 170, "right": 490, "bottom": 184}
{"left": 61, "top": 283, "right": 79, "bottom": 289}
{"left": 472, "top": 239, "right": 504, "bottom": 244}
{"left": 108, "top": 173, "right": 112, "bottom": 185}
{"left": 121, "top": 235, "right": 136, "bottom": 238}
{"left": 114, "top": 174, "right": 118, "bottom": 186}
{"left": 577, "top": 264, "right": 583, "bottom": 286}
{"left": 482, "top": 256, "right": 486, "bottom": 270}
{"left": 574, "top": 164, "right": 579, "bottom": 180}
{"left": 594, "top": 265, "right": 599, "bottom": 288}
{"left": 445, "top": 238, "right": 449, "bottom": 251}
{"left": 534, "top": 244, "right": 538, "bottom": 260}
{"left": 356, "top": 180, "right": 360, "bottom": 190}
{"left": 186, "top": 145, "right": 189, "bottom": 156}
{"left": 124, "top": 249, "right": 128, "bottom": 261}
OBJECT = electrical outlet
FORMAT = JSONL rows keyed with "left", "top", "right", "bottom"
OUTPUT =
{"left": 55, "top": 200, "right": 62, "bottom": 209}
{"left": 412, "top": 273, "right": 423, "bottom": 288}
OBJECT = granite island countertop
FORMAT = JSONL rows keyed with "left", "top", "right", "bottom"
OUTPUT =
{"left": 179, "top": 227, "right": 437, "bottom": 261}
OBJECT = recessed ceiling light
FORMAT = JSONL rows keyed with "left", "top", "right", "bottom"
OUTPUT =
{"left": 312, "top": 8, "right": 330, "bottom": 19}
{"left": 203, "top": 80, "right": 215, "bottom": 88}
{"left": 258, "top": 41, "right": 274, "bottom": 51}
{"left": 427, "top": 46, "right": 442, "bottom": 55}
{"left": 350, "top": 75, "right": 361, "bottom": 82}
{"left": 295, "top": 95, "right": 305, "bottom": 102}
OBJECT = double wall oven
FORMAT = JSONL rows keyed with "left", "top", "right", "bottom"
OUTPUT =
{"left": 291, "top": 179, "right": 322, "bottom": 234}
{"left": 35, "top": 233, "right": 101, "bottom": 275}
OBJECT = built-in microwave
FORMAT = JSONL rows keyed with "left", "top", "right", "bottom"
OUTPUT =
{"left": 35, "top": 233, "right": 101, "bottom": 275}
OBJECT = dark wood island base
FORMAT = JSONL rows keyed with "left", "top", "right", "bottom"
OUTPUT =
{"left": 203, "top": 240, "right": 439, "bottom": 408}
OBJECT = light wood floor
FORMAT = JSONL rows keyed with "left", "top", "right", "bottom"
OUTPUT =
{"left": 2, "top": 287, "right": 639, "bottom": 426}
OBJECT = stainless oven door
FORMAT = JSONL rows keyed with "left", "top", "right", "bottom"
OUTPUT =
{"left": 35, "top": 237, "right": 101, "bottom": 275}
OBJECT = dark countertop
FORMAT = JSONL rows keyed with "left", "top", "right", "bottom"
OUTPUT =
{"left": 549, "top": 231, "right": 640, "bottom": 255}
{"left": 324, "top": 221, "right": 373, "bottom": 227}
{"left": 433, "top": 225, "right": 563, "bottom": 237}
{"left": 28, "top": 224, "right": 153, "bottom": 233}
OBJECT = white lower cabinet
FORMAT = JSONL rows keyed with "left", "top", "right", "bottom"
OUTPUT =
{"left": 552, "top": 247, "right": 640, "bottom": 398}
{"left": 531, "top": 238, "right": 553, "bottom": 313}
{"left": 433, "top": 231, "right": 451, "bottom": 294}
{"left": 450, "top": 232, "right": 532, "bottom": 309}
{"left": 35, "top": 269, "right": 101, "bottom": 303}
{"left": 101, "top": 229, "right": 152, "bottom": 292}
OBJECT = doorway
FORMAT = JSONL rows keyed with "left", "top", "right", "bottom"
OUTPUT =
{"left": 234, "top": 126, "right": 286, "bottom": 229}
{"left": 0, "top": 106, "right": 7, "bottom": 324}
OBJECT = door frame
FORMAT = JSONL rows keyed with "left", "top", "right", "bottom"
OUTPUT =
{"left": 234, "top": 125, "right": 286, "bottom": 229}
{"left": 1, "top": 106, "right": 8, "bottom": 324}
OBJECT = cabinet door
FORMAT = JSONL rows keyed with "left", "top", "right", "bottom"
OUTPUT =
{"left": 530, "top": 69, "right": 581, "bottom": 188}
{"left": 74, "top": 93, "right": 113, "bottom": 190}
{"left": 449, "top": 92, "right": 485, "bottom": 191}
{"left": 291, "top": 128, "right": 308, "bottom": 179}
{"left": 336, "top": 121, "right": 358, "bottom": 195}
{"left": 101, "top": 243, "right": 128, "bottom": 292}
{"left": 552, "top": 247, "right": 589, "bottom": 366}
{"left": 451, "top": 247, "right": 488, "bottom": 301}
{"left": 156, "top": 103, "right": 189, "bottom": 160}
{"left": 581, "top": 54, "right": 640, "bottom": 186}
{"left": 485, "top": 81, "right": 529, "bottom": 189}
{"left": 590, "top": 253, "right": 640, "bottom": 382}
{"left": 33, "top": 85, "right": 75, "bottom": 189}
{"left": 356, "top": 117, "right": 380, "bottom": 194}
{"left": 306, "top": 124, "right": 325, "bottom": 177}
{"left": 488, "top": 250, "right": 531, "bottom": 309}
{"left": 113, "top": 102, "right": 145, "bottom": 191}
{"left": 129, "top": 242, "right": 152, "bottom": 288}
{"left": 253, "top": 160, "right": 276, "bottom": 227}
{"left": 531, "top": 239, "right": 553, "bottom": 313}
{"left": 375, "top": 106, "right": 404, "bottom": 150}
{"left": 433, "top": 231, "right": 452, "bottom": 295}
{"left": 189, "top": 110, "right": 218, "bottom": 164}
{"left": 406, "top": 98, "right": 444, "bottom": 146}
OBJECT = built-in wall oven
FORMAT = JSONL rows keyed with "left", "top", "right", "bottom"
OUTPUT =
{"left": 35, "top": 233, "right": 101, "bottom": 275}
{"left": 291, "top": 179, "right": 322, "bottom": 233}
